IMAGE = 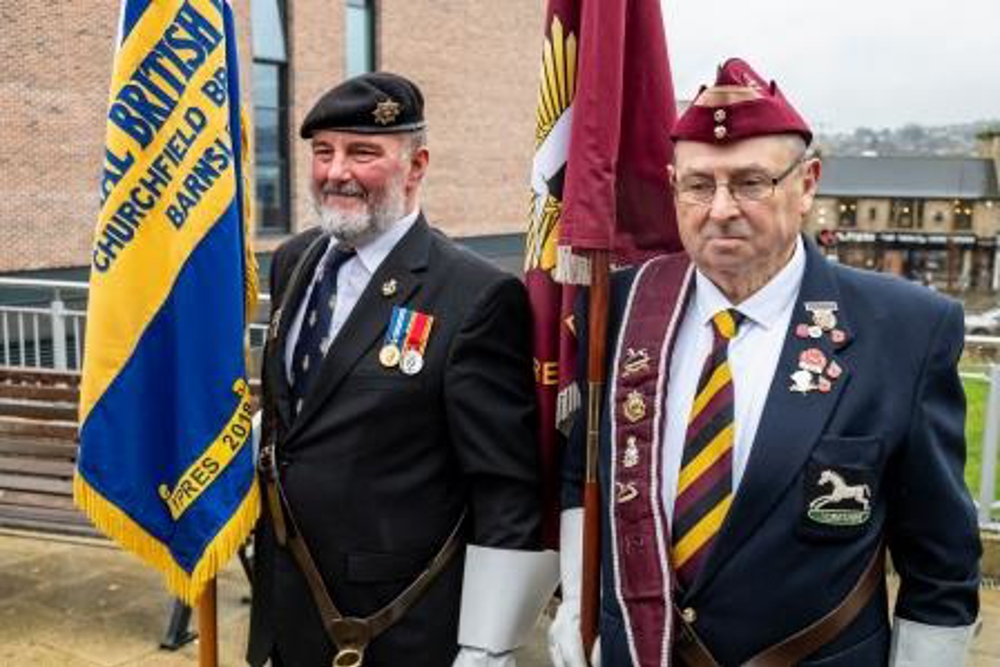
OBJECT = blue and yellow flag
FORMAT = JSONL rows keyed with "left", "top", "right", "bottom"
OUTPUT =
{"left": 74, "top": 0, "right": 259, "bottom": 605}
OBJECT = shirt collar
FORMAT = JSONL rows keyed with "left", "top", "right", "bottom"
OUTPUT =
{"left": 693, "top": 235, "right": 805, "bottom": 331}
{"left": 348, "top": 208, "right": 420, "bottom": 275}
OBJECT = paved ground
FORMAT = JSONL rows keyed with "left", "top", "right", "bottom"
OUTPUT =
{"left": 0, "top": 529, "right": 995, "bottom": 667}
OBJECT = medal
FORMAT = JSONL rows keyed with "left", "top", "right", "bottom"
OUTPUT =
{"left": 380, "top": 306, "right": 410, "bottom": 368}
{"left": 400, "top": 349, "right": 424, "bottom": 375}
{"left": 379, "top": 345, "right": 401, "bottom": 367}
{"left": 399, "top": 310, "right": 434, "bottom": 376}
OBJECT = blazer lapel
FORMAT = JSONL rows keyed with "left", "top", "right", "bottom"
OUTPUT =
{"left": 687, "top": 239, "right": 856, "bottom": 595}
{"left": 287, "top": 216, "right": 432, "bottom": 439}
{"left": 268, "top": 230, "right": 328, "bottom": 431}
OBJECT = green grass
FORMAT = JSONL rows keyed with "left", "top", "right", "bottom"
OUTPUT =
{"left": 964, "top": 376, "right": 997, "bottom": 500}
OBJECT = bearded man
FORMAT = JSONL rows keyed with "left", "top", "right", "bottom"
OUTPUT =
{"left": 247, "top": 72, "right": 555, "bottom": 667}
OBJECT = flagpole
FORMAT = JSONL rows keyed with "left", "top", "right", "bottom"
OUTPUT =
{"left": 198, "top": 578, "right": 218, "bottom": 667}
{"left": 581, "top": 250, "right": 609, "bottom": 658}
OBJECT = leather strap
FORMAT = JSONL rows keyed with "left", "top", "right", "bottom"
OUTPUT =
{"left": 672, "top": 542, "right": 885, "bottom": 667}
{"left": 260, "top": 462, "right": 466, "bottom": 667}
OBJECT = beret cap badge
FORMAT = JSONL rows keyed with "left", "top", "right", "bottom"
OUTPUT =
{"left": 373, "top": 98, "right": 403, "bottom": 125}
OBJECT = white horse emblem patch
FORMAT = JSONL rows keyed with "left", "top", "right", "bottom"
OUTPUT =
{"left": 807, "top": 469, "right": 872, "bottom": 526}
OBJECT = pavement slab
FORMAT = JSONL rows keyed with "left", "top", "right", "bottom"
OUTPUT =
{"left": 0, "top": 530, "right": 996, "bottom": 667}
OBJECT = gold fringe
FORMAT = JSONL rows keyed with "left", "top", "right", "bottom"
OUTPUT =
{"left": 240, "top": 108, "right": 259, "bottom": 324}
{"left": 73, "top": 471, "right": 260, "bottom": 605}
{"left": 554, "top": 245, "right": 592, "bottom": 285}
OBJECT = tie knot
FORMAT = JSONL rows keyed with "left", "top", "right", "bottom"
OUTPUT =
{"left": 324, "top": 246, "right": 355, "bottom": 274}
{"left": 711, "top": 308, "right": 744, "bottom": 341}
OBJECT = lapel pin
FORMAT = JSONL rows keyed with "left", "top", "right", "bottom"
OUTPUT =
{"left": 799, "top": 348, "right": 827, "bottom": 375}
{"left": 790, "top": 369, "right": 816, "bottom": 394}
{"left": 817, "top": 376, "right": 832, "bottom": 393}
{"left": 830, "top": 329, "right": 847, "bottom": 346}
{"left": 826, "top": 360, "right": 843, "bottom": 379}
{"left": 794, "top": 323, "right": 811, "bottom": 339}
{"left": 382, "top": 278, "right": 398, "bottom": 297}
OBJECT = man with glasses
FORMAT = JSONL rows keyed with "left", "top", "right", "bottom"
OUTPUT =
{"left": 549, "top": 58, "right": 980, "bottom": 666}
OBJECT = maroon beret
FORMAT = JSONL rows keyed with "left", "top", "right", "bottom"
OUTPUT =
{"left": 671, "top": 58, "right": 812, "bottom": 146}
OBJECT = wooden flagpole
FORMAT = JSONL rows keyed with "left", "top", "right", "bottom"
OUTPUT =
{"left": 198, "top": 578, "right": 218, "bottom": 667}
{"left": 581, "top": 250, "right": 609, "bottom": 658}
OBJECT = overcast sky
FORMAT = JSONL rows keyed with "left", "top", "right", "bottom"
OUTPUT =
{"left": 661, "top": 0, "right": 1000, "bottom": 133}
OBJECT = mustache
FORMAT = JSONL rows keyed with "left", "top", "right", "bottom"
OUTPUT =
{"left": 321, "top": 181, "right": 367, "bottom": 198}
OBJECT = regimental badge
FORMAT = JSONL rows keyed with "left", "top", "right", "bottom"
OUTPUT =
{"left": 805, "top": 467, "right": 872, "bottom": 527}
{"left": 623, "top": 436, "right": 639, "bottom": 468}
{"left": 623, "top": 391, "right": 646, "bottom": 423}
{"left": 373, "top": 98, "right": 402, "bottom": 125}
{"left": 621, "top": 348, "right": 651, "bottom": 378}
{"left": 616, "top": 482, "right": 639, "bottom": 504}
{"left": 382, "top": 279, "right": 398, "bottom": 297}
{"left": 805, "top": 302, "right": 838, "bottom": 332}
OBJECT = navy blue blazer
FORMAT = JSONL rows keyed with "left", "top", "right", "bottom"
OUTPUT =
{"left": 563, "top": 238, "right": 981, "bottom": 666}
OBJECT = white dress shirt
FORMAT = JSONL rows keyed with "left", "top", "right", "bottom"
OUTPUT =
{"left": 284, "top": 209, "right": 419, "bottom": 383}
{"left": 661, "top": 236, "right": 805, "bottom": 522}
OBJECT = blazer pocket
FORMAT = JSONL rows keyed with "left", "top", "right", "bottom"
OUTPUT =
{"left": 345, "top": 551, "right": 423, "bottom": 583}
{"left": 797, "top": 436, "right": 883, "bottom": 542}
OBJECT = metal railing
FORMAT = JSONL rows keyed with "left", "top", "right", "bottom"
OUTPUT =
{"left": 0, "top": 276, "right": 997, "bottom": 526}
{"left": 0, "top": 277, "right": 270, "bottom": 372}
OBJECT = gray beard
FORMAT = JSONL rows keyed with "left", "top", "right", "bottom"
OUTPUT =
{"left": 313, "top": 180, "right": 408, "bottom": 247}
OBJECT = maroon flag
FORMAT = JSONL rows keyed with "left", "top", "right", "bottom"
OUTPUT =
{"left": 525, "top": 0, "right": 682, "bottom": 547}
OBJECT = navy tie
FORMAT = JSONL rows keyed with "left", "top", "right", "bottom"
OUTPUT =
{"left": 289, "top": 246, "right": 354, "bottom": 414}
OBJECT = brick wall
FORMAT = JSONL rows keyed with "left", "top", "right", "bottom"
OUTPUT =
{"left": 0, "top": 0, "right": 542, "bottom": 272}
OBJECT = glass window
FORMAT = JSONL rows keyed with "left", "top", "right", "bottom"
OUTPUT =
{"left": 838, "top": 198, "right": 857, "bottom": 228}
{"left": 252, "top": 0, "right": 290, "bottom": 234}
{"left": 953, "top": 201, "right": 973, "bottom": 230}
{"left": 346, "top": 0, "right": 375, "bottom": 77}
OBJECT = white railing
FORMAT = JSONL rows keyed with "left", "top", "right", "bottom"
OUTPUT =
{"left": 0, "top": 277, "right": 270, "bottom": 372}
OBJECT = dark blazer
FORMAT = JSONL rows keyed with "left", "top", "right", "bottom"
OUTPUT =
{"left": 564, "top": 238, "right": 981, "bottom": 666}
{"left": 248, "top": 217, "right": 541, "bottom": 667}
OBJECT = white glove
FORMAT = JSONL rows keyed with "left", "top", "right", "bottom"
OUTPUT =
{"left": 452, "top": 647, "right": 516, "bottom": 667}
{"left": 547, "top": 509, "right": 601, "bottom": 667}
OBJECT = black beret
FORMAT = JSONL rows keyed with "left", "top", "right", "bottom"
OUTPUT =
{"left": 300, "top": 71, "right": 426, "bottom": 139}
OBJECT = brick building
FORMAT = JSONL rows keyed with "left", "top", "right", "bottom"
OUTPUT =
{"left": 0, "top": 0, "right": 543, "bottom": 280}
{"left": 806, "top": 131, "right": 1000, "bottom": 294}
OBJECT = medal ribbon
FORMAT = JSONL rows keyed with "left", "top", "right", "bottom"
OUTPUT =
{"left": 403, "top": 312, "right": 434, "bottom": 357}
{"left": 384, "top": 306, "right": 410, "bottom": 350}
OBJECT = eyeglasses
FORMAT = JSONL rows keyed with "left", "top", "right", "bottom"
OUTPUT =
{"left": 674, "top": 151, "right": 808, "bottom": 205}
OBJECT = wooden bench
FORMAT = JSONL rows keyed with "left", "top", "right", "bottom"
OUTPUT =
{"left": 0, "top": 367, "right": 89, "bottom": 536}
{"left": 0, "top": 366, "right": 261, "bottom": 538}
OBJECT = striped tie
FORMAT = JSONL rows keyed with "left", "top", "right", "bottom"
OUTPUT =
{"left": 671, "top": 308, "right": 743, "bottom": 588}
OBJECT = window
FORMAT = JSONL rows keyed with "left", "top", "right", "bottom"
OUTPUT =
{"left": 953, "top": 200, "right": 973, "bottom": 230}
{"left": 868, "top": 207, "right": 878, "bottom": 222}
{"left": 346, "top": 0, "right": 376, "bottom": 77}
{"left": 890, "top": 199, "right": 922, "bottom": 229}
{"left": 252, "top": 0, "right": 290, "bottom": 234}
{"left": 837, "top": 198, "right": 857, "bottom": 227}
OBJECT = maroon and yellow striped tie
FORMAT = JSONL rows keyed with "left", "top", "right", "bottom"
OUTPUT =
{"left": 671, "top": 308, "right": 743, "bottom": 588}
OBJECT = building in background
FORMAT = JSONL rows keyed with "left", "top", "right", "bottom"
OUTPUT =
{"left": 0, "top": 0, "right": 542, "bottom": 282}
{"left": 807, "top": 131, "right": 1000, "bottom": 294}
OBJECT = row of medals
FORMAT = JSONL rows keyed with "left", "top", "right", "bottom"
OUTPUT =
{"left": 379, "top": 341, "right": 424, "bottom": 375}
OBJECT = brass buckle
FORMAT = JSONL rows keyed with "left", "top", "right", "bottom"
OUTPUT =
{"left": 258, "top": 444, "right": 277, "bottom": 481}
{"left": 332, "top": 646, "right": 364, "bottom": 667}
{"left": 329, "top": 618, "right": 370, "bottom": 667}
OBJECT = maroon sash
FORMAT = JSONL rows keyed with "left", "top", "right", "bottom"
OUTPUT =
{"left": 608, "top": 253, "right": 693, "bottom": 667}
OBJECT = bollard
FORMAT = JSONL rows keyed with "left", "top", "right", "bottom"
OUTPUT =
{"left": 979, "top": 365, "right": 1000, "bottom": 526}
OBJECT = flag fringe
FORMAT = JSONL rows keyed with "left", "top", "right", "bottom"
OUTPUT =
{"left": 240, "top": 109, "right": 259, "bottom": 322}
{"left": 556, "top": 381, "right": 581, "bottom": 437}
{"left": 554, "top": 245, "right": 592, "bottom": 286}
{"left": 73, "top": 472, "right": 260, "bottom": 606}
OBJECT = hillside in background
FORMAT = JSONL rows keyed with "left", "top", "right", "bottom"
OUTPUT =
{"left": 816, "top": 120, "right": 1000, "bottom": 157}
